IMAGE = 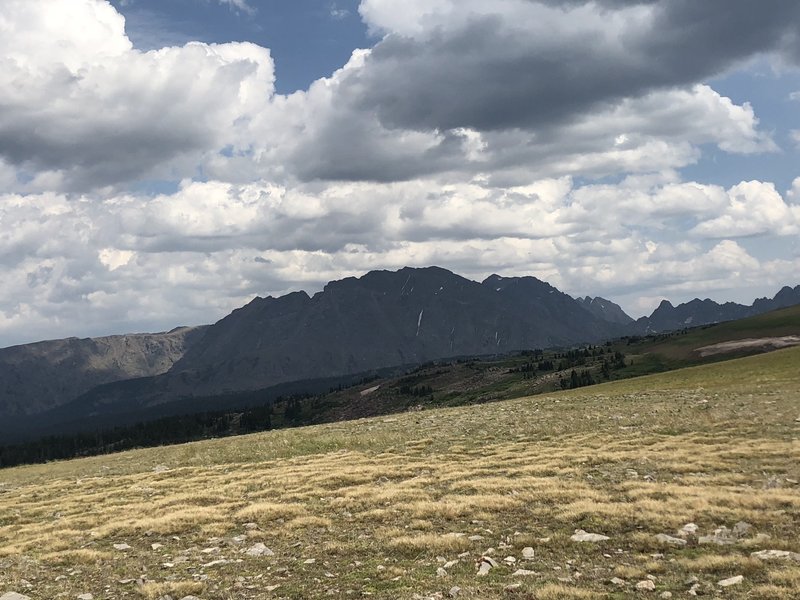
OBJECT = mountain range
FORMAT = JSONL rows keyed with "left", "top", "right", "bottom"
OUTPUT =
{"left": 1, "top": 267, "right": 798, "bottom": 442}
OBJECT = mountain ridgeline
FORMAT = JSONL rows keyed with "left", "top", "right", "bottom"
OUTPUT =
{"left": 0, "top": 267, "right": 798, "bottom": 443}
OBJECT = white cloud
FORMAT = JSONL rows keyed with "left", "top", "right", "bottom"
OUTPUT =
{"left": 0, "top": 0, "right": 275, "bottom": 190}
{"left": 0, "top": 0, "right": 798, "bottom": 344}
{"left": 690, "top": 181, "right": 800, "bottom": 238}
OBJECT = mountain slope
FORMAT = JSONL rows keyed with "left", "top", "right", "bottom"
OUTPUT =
{"left": 158, "top": 267, "right": 624, "bottom": 397}
{"left": 575, "top": 295, "right": 634, "bottom": 325}
{"left": 0, "top": 326, "right": 207, "bottom": 418}
{"left": 634, "top": 285, "right": 800, "bottom": 333}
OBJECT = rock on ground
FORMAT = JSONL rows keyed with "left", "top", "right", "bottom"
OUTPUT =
{"left": 636, "top": 580, "right": 656, "bottom": 591}
{"left": 571, "top": 529, "right": 610, "bottom": 542}
{"left": 718, "top": 575, "right": 744, "bottom": 587}
{"left": 1, "top": 594, "right": 33, "bottom": 600}
{"left": 751, "top": 549, "right": 800, "bottom": 562}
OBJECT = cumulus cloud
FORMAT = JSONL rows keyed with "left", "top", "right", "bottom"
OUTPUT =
{"left": 0, "top": 0, "right": 275, "bottom": 190}
{"left": 0, "top": 0, "right": 798, "bottom": 345}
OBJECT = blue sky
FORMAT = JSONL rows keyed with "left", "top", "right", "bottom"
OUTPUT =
{"left": 0, "top": 0, "right": 799, "bottom": 346}
{"left": 112, "top": 0, "right": 371, "bottom": 93}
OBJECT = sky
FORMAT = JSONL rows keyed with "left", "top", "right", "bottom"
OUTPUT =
{"left": 1, "top": 0, "right": 800, "bottom": 347}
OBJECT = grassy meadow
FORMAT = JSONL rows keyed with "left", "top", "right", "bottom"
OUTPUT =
{"left": 1, "top": 346, "right": 799, "bottom": 599}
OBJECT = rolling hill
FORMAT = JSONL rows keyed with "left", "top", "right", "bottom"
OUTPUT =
{"left": 1, "top": 347, "right": 799, "bottom": 599}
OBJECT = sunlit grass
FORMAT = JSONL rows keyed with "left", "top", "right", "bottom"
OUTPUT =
{"left": 0, "top": 347, "right": 798, "bottom": 598}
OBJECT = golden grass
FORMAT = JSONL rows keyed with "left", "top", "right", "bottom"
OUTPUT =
{"left": 138, "top": 581, "right": 206, "bottom": 599}
{"left": 0, "top": 347, "right": 799, "bottom": 598}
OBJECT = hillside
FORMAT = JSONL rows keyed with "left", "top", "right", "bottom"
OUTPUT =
{"left": 2, "top": 348, "right": 799, "bottom": 599}
{"left": 616, "top": 304, "right": 800, "bottom": 377}
{"left": 0, "top": 326, "right": 208, "bottom": 418}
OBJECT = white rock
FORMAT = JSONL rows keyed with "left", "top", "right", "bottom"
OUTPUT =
{"left": 571, "top": 529, "right": 610, "bottom": 542}
{"left": 659, "top": 593, "right": 672, "bottom": 599}
{"left": 202, "top": 559, "right": 229, "bottom": 568}
{"left": 113, "top": 543, "right": 131, "bottom": 551}
{"left": 443, "top": 559, "right": 459, "bottom": 569}
{"left": 77, "top": 595, "right": 93, "bottom": 600}
{"left": 504, "top": 584, "right": 522, "bottom": 592}
{"left": 610, "top": 577, "right": 626, "bottom": 586}
{"left": 303, "top": 558, "right": 316, "bottom": 564}
{"left": 468, "top": 535, "right": 484, "bottom": 541}
{"left": 512, "top": 569, "right": 537, "bottom": 576}
{"left": 678, "top": 523, "right": 698, "bottom": 537}
{"left": 448, "top": 586, "right": 461, "bottom": 598}
{"left": 1, "top": 594, "right": 32, "bottom": 600}
{"left": 150, "top": 543, "right": 164, "bottom": 550}
{"left": 699, "top": 526, "right": 735, "bottom": 545}
{"left": 718, "top": 575, "right": 743, "bottom": 587}
{"left": 245, "top": 543, "right": 274, "bottom": 557}
{"left": 476, "top": 561, "right": 491, "bottom": 576}
{"left": 521, "top": 547, "right": 535, "bottom": 559}
{"left": 655, "top": 534, "right": 687, "bottom": 546}
{"left": 436, "top": 567, "right": 448, "bottom": 578}
{"left": 636, "top": 580, "right": 656, "bottom": 591}
{"left": 751, "top": 549, "right": 800, "bottom": 562}
{"left": 503, "top": 556, "right": 516, "bottom": 564}
{"left": 481, "top": 556, "right": 499, "bottom": 568}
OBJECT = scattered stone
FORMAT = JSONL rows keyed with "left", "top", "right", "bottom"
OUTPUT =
{"left": 718, "top": 575, "right": 743, "bottom": 587}
{"left": 179, "top": 597, "right": 201, "bottom": 600}
{"left": 265, "top": 585, "right": 280, "bottom": 592}
{"left": 732, "top": 522, "right": 752, "bottom": 538}
{"left": 521, "top": 547, "right": 535, "bottom": 559}
{"left": 244, "top": 522, "right": 259, "bottom": 530}
{"left": 538, "top": 537, "right": 551, "bottom": 543}
{"left": 1, "top": 594, "right": 32, "bottom": 600}
{"left": 113, "top": 543, "right": 131, "bottom": 551}
{"left": 245, "top": 543, "right": 274, "bottom": 557}
{"left": 512, "top": 569, "right": 537, "bottom": 576}
{"left": 678, "top": 523, "right": 698, "bottom": 537}
{"left": 437, "top": 567, "right": 448, "bottom": 578}
{"left": 201, "top": 547, "right": 219, "bottom": 554}
{"left": 468, "top": 535, "right": 484, "bottom": 541}
{"left": 481, "top": 556, "right": 499, "bottom": 568}
{"left": 751, "top": 549, "right": 800, "bottom": 562}
{"left": 636, "top": 580, "right": 656, "bottom": 591}
{"left": 443, "top": 559, "right": 459, "bottom": 569}
{"left": 77, "top": 594, "right": 93, "bottom": 600}
{"left": 610, "top": 577, "right": 626, "bottom": 586}
{"left": 571, "top": 529, "right": 609, "bottom": 542}
{"left": 202, "top": 559, "right": 229, "bottom": 568}
{"left": 152, "top": 464, "right": 169, "bottom": 473}
{"left": 476, "top": 561, "right": 492, "bottom": 577}
{"left": 151, "top": 543, "right": 164, "bottom": 551}
{"left": 448, "top": 586, "right": 461, "bottom": 598}
{"left": 655, "top": 534, "right": 687, "bottom": 546}
{"left": 504, "top": 583, "right": 522, "bottom": 592}
{"left": 303, "top": 558, "right": 316, "bottom": 564}
{"left": 503, "top": 556, "right": 516, "bottom": 564}
{"left": 699, "top": 527, "right": 736, "bottom": 546}
{"left": 660, "top": 593, "right": 672, "bottom": 599}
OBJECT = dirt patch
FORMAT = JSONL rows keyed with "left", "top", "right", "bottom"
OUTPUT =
{"left": 696, "top": 336, "right": 800, "bottom": 357}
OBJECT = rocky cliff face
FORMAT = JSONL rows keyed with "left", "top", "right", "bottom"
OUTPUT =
{"left": 575, "top": 296, "right": 634, "bottom": 326}
{"left": 634, "top": 285, "right": 800, "bottom": 334}
{"left": 0, "top": 326, "right": 207, "bottom": 417}
{"left": 160, "top": 267, "right": 627, "bottom": 398}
